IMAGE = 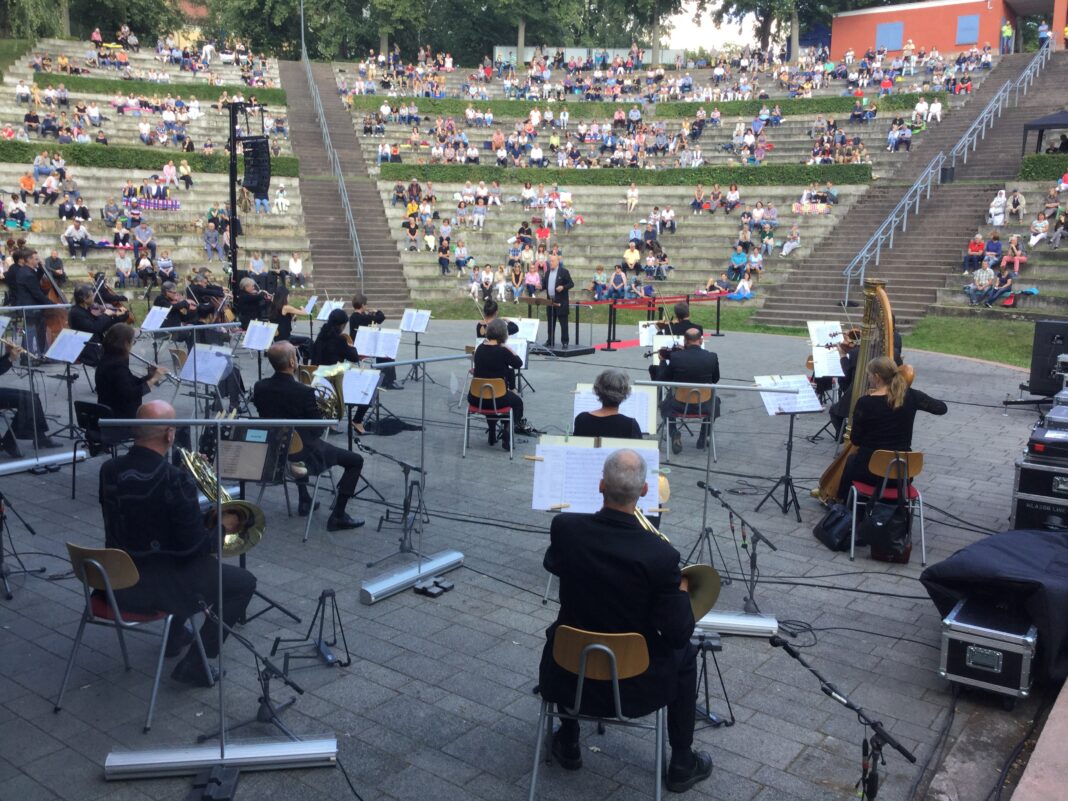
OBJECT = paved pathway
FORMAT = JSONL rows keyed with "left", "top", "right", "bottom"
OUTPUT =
{"left": 0, "top": 322, "right": 1035, "bottom": 801}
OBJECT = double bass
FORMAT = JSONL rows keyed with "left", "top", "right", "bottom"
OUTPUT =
{"left": 814, "top": 278, "right": 913, "bottom": 504}
{"left": 39, "top": 263, "right": 68, "bottom": 349}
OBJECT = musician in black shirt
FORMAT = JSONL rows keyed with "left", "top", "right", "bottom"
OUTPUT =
{"left": 573, "top": 369, "right": 642, "bottom": 439}
{"left": 657, "top": 328, "right": 719, "bottom": 454}
{"left": 349, "top": 292, "right": 400, "bottom": 389}
{"left": 233, "top": 277, "right": 269, "bottom": 330}
{"left": 667, "top": 302, "right": 703, "bottom": 338}
{"left": 153, "top": 282, "right": 195, "bottom": 347}
{"left": 267, "top": 285, "right": 310, "bottom": 360}
{"left": 96, "top": 323, "right": 169, "bottom": 420}
{"left": 68, "top": 284, "right": 123, "bottom": 366}
{"left": 475, "top": 300, "right": 519, "bottom": 340}
{"left": 312, "top": 309, "right": 360, "bottom": 366}
{"left": 469, "top": 319, "right": 531, "bottom": 448}
{"left": 836, "top": 356, "right": 947, "bottom": 499}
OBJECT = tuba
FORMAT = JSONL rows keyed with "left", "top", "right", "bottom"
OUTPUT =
{"left": 179, "top": 447, "right": 266, "bottom": 557}
{"left": 814, "top": 278, "right": 914, "bottom": 504}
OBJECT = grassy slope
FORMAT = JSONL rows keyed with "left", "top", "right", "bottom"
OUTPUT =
{"left": 0, "top": 40, "right": 31, "bottom": 79}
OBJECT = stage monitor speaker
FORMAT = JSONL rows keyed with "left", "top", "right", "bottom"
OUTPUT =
{"left": 1029, "top": 320, "right": 1068, "bottom": 397}
{"left": 241, "top": 136, "right": 271, "bottom": 196}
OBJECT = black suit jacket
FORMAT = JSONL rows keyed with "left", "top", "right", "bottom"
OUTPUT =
{"left": 11, "top": 264, "right": 52, "bottom": 306}
{"left": 96, "top": 354, "right": 151, "bottom": 420}
{"left": 669, "top": 319, "right": 703, "bottom": 338}
{"left": 311, "top": 332, "right": 359, "bottom": 366}
{"left": 539, "top": 508, "right": 694, "bottom": 717}
{"left": 252, "top": 372, "right": 328, "bottom": 473}
{"left": 544, "top": 265, "right": 574, "bottom": 313}
{"left": 69, "top": 304, "right": 120, "bottom": 365}
{"left": 657, "top": 344, "right": 719, "bottom": 386}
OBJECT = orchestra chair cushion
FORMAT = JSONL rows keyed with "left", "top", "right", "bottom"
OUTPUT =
{"left": 850, "top": 481, "right": 920, "bottom": 501}
{"left": 529, "top": 627, "right": 666, "bottom": 801}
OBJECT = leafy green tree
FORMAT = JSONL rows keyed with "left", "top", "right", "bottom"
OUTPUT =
{"left": 0, "top": 0, "right": 62, "bottom": 38}
{"left": 69, "top": 0, "right": 185, "bottom": 40}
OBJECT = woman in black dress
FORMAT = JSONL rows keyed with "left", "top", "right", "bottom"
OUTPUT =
{"left": 96, "top": 323, "right": 170, "bottom": 420}
{"left": 468, "top": 318, "right": 532, "bottom": 448}
{"left": 836, "top": 356, "right": 947, "bottom": 499}
{"left": 573, "top": 369, "right": 642, "bottom": 439}
{"left": 268, "top": 285, "right": 310, "bottom": 361}
{"left": 311, "top": 308, "right": 367, "bottom": 432}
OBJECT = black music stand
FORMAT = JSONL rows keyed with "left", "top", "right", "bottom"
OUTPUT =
{"left": 525, "top": 297, "right": 557, "bottom": 357}
{"left": 755, "top": 412, "right": 804, "bottom": 522}
{"left": 0, "top": 492, "right": 45, "bottom": 600}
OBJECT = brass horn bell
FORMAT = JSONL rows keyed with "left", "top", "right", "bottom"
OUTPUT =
{"left": 681, "top": 564, "right": 722, "bottom": 620}
{"left": 178, "top": 447, "right": 266, "bottom": 557}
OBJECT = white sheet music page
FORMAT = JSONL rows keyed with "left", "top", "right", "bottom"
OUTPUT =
{"left": 0, "top": 315, "right": 11, "bottom": 340}
{"left": 342, "top": 368, "right": 381, "bottom": 405}
{"left": 754, "top": 375, "right": 822, "bottom": 415}
{"left": 179, "top": 345, "right": 231, "bottom": 386}
{"left": 400, "top": 309, "right": 431, "bottom": 333}
{"left": 316, "top": 300, "right": 344, "bottom": 321}
{"left": 140, "top": 305, "right": 169, "bottom": 331}
{"left": 572, "top": 383, "right": 657, "bottom": 434}
{"left": 807, "top": 320, "right": 845, "bottom": 378}
{"left": 506, "top": 337, "right": 529, "bottom": 367}
{"left": 376, "top": 329, "right": 401, "bottom": 359}
{"left": 807, "top": 320, "right": 843, "bottom": 348}
{"left": 811, "top": 347, "right": 845, "bottom": 378}
{"left": 638, "top": 321, "right": 660, "bottom": 347}
{"left": 506, "top": 317, "right": 540, "bottom": 342}
{"left": 45, "top": 329, "right": 92, "bottom": 363}
{"left": 303, "top": 295, "right": 319, "bottom": 315}
{"left": 531, "top": 437, "right": 660, "bottom": 514}
{"left": 241, "top": 320, "right": 277, "bottom": 351}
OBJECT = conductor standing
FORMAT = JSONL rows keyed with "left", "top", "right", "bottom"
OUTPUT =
{"left": 543, "top": 253, "right": 573, "bottom": 349}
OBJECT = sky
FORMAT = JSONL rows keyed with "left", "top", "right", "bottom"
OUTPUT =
{"left": 664, "top": 2, "right": 762, "bottom": 51}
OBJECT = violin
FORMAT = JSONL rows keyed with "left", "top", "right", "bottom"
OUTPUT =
{"left": 657, "top": 343, "right": 684, "bottom": 362}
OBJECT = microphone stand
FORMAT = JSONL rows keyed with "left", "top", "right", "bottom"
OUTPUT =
{"left": 0, "top": 490, "right": 45, "bottom": 600}
{"left": 769, "top": 636, "right": 916, "bottom": 800}
{"left": 698, "top": 482, "right": 777, "bottom": 614}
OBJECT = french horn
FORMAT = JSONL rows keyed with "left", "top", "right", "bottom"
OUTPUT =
{"left": 178, "top": 447, "right": 266, "bottom": 557}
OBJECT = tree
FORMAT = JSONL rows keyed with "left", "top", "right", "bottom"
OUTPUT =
{"left": 69, "top": 0, "right": 185, "bottom": 40}
{"left": 208, "top": 0, "right": 369, "bottom": 59}
{"left": 0, "top": 0, "right": 62, "bottom": 38}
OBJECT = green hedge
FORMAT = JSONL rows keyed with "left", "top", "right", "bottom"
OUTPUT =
{"left": 348, "top": 91, "right": 944, "bottom": 121}
{"left": 31, "top": 74, "right": 288, "bottom": 106}
{"left": 0, "top": 140, "right": 299, "bottom": 176}
{"left": 378, "top": 162, "right": 871, "bottom": 186}
{"left": 1019, "top": 154, "right": 1068, "bottom": 181}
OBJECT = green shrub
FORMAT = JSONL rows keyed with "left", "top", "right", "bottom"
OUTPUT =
{"left": 347, "top": 91, "right": 943, "bottom": 122}
{"left": 378, "top": 162, "right": 871, "bottom": 186}
{"left": 1019, "top": 154, "right": 1068, "bottom": 181}
{"left": 0, "top": 140, "right": 299, "bottom": 176}
{"left": 31, "top": 74, "right": 287, "bottom": 106}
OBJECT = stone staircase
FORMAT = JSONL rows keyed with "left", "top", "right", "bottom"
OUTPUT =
{"left": 278, "top": 60, "right": 410, "bottom": 315}
{"left": 751, "top": 53, "right": 1035, "bottom": 328}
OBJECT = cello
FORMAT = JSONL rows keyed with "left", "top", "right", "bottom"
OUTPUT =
{"left": 39, "top": 263, "right": 69, "bottom": 350}
{"left": 814, "top": 278, "right": 913, "bottom": 504}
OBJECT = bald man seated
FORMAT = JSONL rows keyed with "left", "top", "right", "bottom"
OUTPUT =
{"left": 252, "top": 342, "right": 365, "bottom": 530}
{"left": 98, "top": 400, "right": 257, "bottom": 687}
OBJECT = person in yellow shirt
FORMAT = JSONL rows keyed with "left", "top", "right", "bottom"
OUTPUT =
{"left": 622, "top": 242, "right": 642, "bottom": 274}
{"left": 1000, "top": 20, "right": 1014, "bottom": 54}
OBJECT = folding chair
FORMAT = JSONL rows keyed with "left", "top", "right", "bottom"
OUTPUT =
{"left": 71, "top": 401, "right": 130, "bottom": 499}
{"left": 463, "top": 377, "right": 514, "bottom": 459}
{"left": 54, "top": 544, "right": 210, "bottom": 733}
{"left": 664, "top": 387, "right": 717, "bottom": 462}
{"left": 848, "top": 450, "right": 927, "bottom": 566}
{"left": 529, "top": 626, "right": 666, "bottom": 800}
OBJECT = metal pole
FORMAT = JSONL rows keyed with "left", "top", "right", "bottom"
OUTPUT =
{"left": 228, "top": 104, "right": 240, "bottom": 292}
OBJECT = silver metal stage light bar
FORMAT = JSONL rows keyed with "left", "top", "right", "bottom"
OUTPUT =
{"left": 0, "top": 450, "right": 86, "bottom": 477}
{"left": 104, "top": 738, "right": 338, "bottom": 780}
{"left": 696, "top": 610, "right": 779, "bottom": 638}
{"left": 360, "top": 550, "right": 464, "bottom": 605}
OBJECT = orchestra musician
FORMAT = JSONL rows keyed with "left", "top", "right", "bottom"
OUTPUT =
{"left": 68, "top": 284, "right": 124, "bottom": 366}
{"left": 0, "top": 339, "right": 58, "bottom": 456}
{"left": 475, "top": 300, "right": 519, "bottom": 340}
{"left": 573, "top": 369, "right": 642, "bottom": 439}
{"left": 835, "top": 356, "right": 947, "bottom": 500}
{"left": 96, "top": 324, "right": 171, "bottom": 420}
{"left": 98, "top": 400, "right": 257, "bottom": 687}
{"left": 153, "top": 281, "right": 196, "bottom": 347}
{"left": 538, "top": 448, "right": 712, "bottom": 793}
{"left": 267, "top": 285, "right": 311, "bottom": 360}
{"left": 828, "top": 324, "right": 902, "bottom": 441}
{"left": 6, "top": 247, "right": 54, "bottom": 352}
{"left": 667, "top": 301, "right": 702, "bottom": 337}
{"left": 349, "top": 292, "right": 401, "bottom": 390}
{"left": 543, "top": 253, "right": 573, "bottom": 349}
{"left": 469, "top": 319, "right": 535, "bottom": 448}
{"left": 312, "top": 308, "right": 368, "bottom": 433}
{"left": 252, "top": 342, "right": 365, "bottom": 530}
{"left": 657, "top": 328, "right": 720, "bottom": 454}
{"left": 233, "top": 277, "right": 270, "bottom": 330}
{"left": 186, "top": 271, "right": 226, "bottom": 321}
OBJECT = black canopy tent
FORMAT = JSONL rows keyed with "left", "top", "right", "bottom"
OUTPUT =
{"left": 1021, "top": 110, "right": 1068, "bottom": 156}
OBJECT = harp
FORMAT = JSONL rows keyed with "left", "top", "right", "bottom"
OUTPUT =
{"left": 815, "top": 278, "right": 913, "bottom": 504}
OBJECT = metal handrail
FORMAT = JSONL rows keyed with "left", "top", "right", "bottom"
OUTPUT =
{"left": 841, "top": 152, "right": 945, "bottom": 306}
{"left": 842, "top": 40, "right": 1053, "bottom": 303}
{"left": 301, "top": 46, "right": 365, "bottom": 290}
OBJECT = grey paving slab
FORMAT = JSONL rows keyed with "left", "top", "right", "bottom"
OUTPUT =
{"left": 0, "top": 321, "right": 1034, "bottom": 800}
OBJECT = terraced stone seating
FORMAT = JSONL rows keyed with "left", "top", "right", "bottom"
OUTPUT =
{"left": 375, "top": 181, "right": 864, "bottom": 300}
{"left": 934, "top": 180, "right": 1068, "bottom": 318}
{"left": 353, "top": 112, "right": 928, "bottom": 178}
{"left": 0, "top": 164, "right": 313, "bottom": 287}
{"left": 17, "top": 38, "right": 280, "bottom": 88}
{"left": 334, "top": 53, "right": 999, "bottom": 104}
{"left": 0, "top": 91, "right": 293, "bottom": 155}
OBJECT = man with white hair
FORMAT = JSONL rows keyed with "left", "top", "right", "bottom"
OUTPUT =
{"left": 537, "top": 449, "right": 712, "bottom": 793}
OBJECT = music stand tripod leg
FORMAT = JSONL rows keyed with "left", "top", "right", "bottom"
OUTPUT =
{"left": 754, "top": 413, "right": 802, "bottom": 522}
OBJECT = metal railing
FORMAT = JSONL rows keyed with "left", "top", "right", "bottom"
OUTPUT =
{"left": 841, "top": 152, "right": 945, "bottom": 306}
{"left": 301, "top": 47, "right": 365, "bottom": 290}
{"left": 841, "top": 40, "right": 1054, "bottom": 304}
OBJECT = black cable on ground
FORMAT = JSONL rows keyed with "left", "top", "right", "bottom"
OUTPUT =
{"left": 461, "top": 563, "right": 548, "bottom": 601}
{"left": 983, "top": 700, "right": 1051, "bottom": 801}
{"left": 908, "top": 686, "right": 960, "bottom": 801}
{"left": 336, "top": 755, "right": 367, "bottom": 801}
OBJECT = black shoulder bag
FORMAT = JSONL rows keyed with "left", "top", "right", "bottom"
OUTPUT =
{"left": 858, "top": 454, "right": 913, "bottom": 563}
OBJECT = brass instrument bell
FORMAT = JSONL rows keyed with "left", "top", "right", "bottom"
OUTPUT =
{"left": 179, "top": 447, "right": 266, "bottom": 557}
{"left": 681, "top": 564, "right": 721, "bottom": 620}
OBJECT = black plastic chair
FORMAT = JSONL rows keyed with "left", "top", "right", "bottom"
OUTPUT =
{"left": 71, "top": 401, "right": 130, "bottom": 499}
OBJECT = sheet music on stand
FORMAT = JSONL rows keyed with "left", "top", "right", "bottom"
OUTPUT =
{"left": 241, "top": 320, "right": 278, "bottom": 352}
{"left": 219, "top": 439, "right": 271, "bottom": 481}
{"left": 807, "top": 321, "right": 845, "bottom": 378}
{"left": 316, "top": 300, "right": 344, "bottom": 321}
{"left": 303, "top": 295, "right": 319, "bottom": 315}
{"left": 400, "top": 309, "right": 431, "bottom": 334}
{"left": 572, "top": 383, "right": 658, "bottom": 434}
{"left": 651, "top": 334, "right": 684, "bottom": 365}
{"left": 0, "top": 315, "right": 11, "bottom": 340}
{"left": 505, "top": 317, "right": 540, "bottom": 343}
{"left": 341, "top": 368, "right": 382, "bottom": 406}
{"left": 531, "top": 436, "right": 660, "bottom": 515}
{"left": 754, "top": 375, "right": 822, "bottom": 415}
{"left": 638, "top": 321, "right": 662, "bottom": 347}
{"left": 44, "top": 329, "right": 92, "bottom": 363}
{"left": 355, "top": 328, "right": 401, "bottom": 359}
{"left": 180, "top": 344, "right": 231, "bottom": 387}
{"left": 140, "top": 305, "right": 169, "bottom": 332}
